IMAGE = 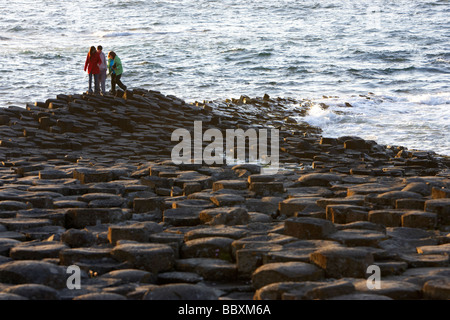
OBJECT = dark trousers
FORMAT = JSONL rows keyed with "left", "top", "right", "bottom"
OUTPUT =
{"left": 88, "top": 73, "right": 99, "bottom": 94}
{"left": 111, "top": 73, "right": 127, "bottom": 92}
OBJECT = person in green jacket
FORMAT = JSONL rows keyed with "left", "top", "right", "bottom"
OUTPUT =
{"left": 107, "top": 51, "right": 127, "bottom": 94}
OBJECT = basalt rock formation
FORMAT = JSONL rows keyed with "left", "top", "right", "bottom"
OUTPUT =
{"left": 0, "top": 89, "right": 448, "bottom": 300}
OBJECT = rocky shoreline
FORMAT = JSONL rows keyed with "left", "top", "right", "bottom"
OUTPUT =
{"left": 0, "top": 88, "right": 449, "bottom": 300}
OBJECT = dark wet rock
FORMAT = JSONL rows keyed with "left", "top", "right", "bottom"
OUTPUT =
{"left": 376, "top": 261, "right": 408, "bottom": 276}
{"left": 245, "top": 197, "right": 281, "bottom": 216}
{"left": 199, "top": 207, "right": 250, "bottom": 226}
{"left": 395, "top": 198, "right": 426, "bottom": 210}
{"left": 2, "top": 283, "right": 60, "bottom": 300}
{"left": 424, "top": 199, "right": 450, "bottom": 225}
{"left": 279, "top": 197, "right": 322, "bottom": 217}
{"left": 73, "top": 168, "right": 113, "bottom": 184}
{"left": 0, "top": 292, "right": 28, "bottom": 300}
{"left": 108, "top": 221, "right": 163, "bottom": 245}
{"left": 59, "top": 247, "right": 112, "bottom": 266}
{"left": 251, "top": 262, "right": 324, "bottom": 289}
{"left": 401, "top": 211, "right": 437, "bottom": 229}
{"left": 368, "top": 210, "right": 405, "bottom": 227}
{"left": 327, "top": 229, "right": 387, "bottom": 247}
{"left": 0, "top": 218, "right": 52, "bottom": 232}
{"left": 157, "top": 271, "right": 203, "bottom": 284}
{"left": 143, "top": 283, "right": 219, "bottom": 300}
{"left": 326, "top": 204, "right": 369, "bottom": 224}
{"left": 0, "top": 260, "right": 67, "bottom": 288}
{"left": 0, "top": 238, "right": 21, "bottom": 256}
{"left": 432, "top": 187, "right": 450, "bottom": 199}
{"left": 329, "top": 293, "right": 393, "bottom": 300}
{"left": 100, "top": 269, "right": 156, "bottom": 284}
{"left": 213, "top": 180, "right": 248, "bottom": 192}
{"left": 354, "top": 279, "right": 422, "bottom": 300}
{"left": 65, "top": 208, "right": 130, "bottom": 228}
{"left": 0, "top": 89, "right": 449, "bottom": 300}
{"left": 282, "top": 279, "right": 356, "bottom": 300}
{"left": 423, "top": 278, "right": 450, "bottom": 300}
{"left": 9, "top": 241, "right": 68, "bottom": 260}
{"left": 0, "top": 200, "right": 30, "bottom": 211}
{"left": 249, "top": 182, "right": 285, "bottom": 196}
{"left": 111, "top": 243, "right": 175, "bottom": 273}
{"left": 402, "top": 182, "right": 431, "bottom": 196}
{"left": 184, "top": 226, "right": 248, "bottom": 241}
{"left": 398, "top": 253, "right": 449, "bottom": 268}
{"left": 61, "top": 229, "right": 96, "bottom": 248}
{"left": 175, "top": 258, "right": 237, "bottom": 281}
{"left": 310, "top": 247, "right": 374, "bottom": 278}
{"left": 181, "top": 237, "right": 234, "bottom": 261}
{"left": 234, "top": 243, "right": 282, "bottom": 278}
{"left": 297, "top": 173, "right": 342, "bottom": 187}
{"left": 210, "top": 193, "right": 245, "bottom": 207}
{"left": 73, "top": 292, "right": 126, "bottom": 300}
{"left": 284, "top": 217, "right": 336, "bottom": 240}
{"left": 163, "top": 208, "right": 202, "bottom": 226}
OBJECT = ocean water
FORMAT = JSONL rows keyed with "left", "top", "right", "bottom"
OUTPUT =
{"left": 0, "top": 0, "right": 449, "bottom": 155}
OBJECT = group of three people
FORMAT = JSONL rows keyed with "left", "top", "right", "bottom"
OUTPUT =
{"left": 84, "top": 46, "right": 127, "bottom": 95}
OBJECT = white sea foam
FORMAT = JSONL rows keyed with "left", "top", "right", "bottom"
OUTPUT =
{"left": 297, "top": 92, "right": 450, "bottom": 155}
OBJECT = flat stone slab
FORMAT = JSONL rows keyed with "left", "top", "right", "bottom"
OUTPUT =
{"left": 0, "top": 238, "right": 21, "bottom": 256}
{"left": 424, "top": 199, "right": 450, "bottom": 225}
{"left": 327, "top": 229, "right": 387, "bottom": 247}
{"left": 172, "top": 199, "right": 214, "bottom": 210}
{"left": 65, "top": 208, "right": 129, "bottom": 229}
{"left": 100, "top": 269, "right": 156, "bottom": 284}
{"left": 417, "top": 243, "right": 450, "bottom": 255}
{"left": 368, "top": 210, "right": 405, "bottom": 227}
{"left": 143, "top": 283, "right": 219, "bottom": 300}
{"left": 184, "top": 226, "right": 248, "bottom": 241}
{"left": 181, "top": 237, "right": 234, "bottom": 261}
{"left": 0, "top": 260, "right": 67, "bottom": 288}
{"left": 73, "top": 293, "right": 126, "bottom": 300}
{"left": 59, "top": 247, "right": 112, "bottom": 265}
{"left": 9, "top": 241, "right": 68, "bottom": 260}
{"left": 175, "top": 258, "right": 237, "bottom": 281}
{"left": 297, "top": 173, "right": 342, "bottom": 187}
{"left": 252, "top": 262, "right": 324, "bottom": 289}
{"left": 199, "top": 207, "right": 249, "bottom": 226}
{"left": 0, "top": 218, "right": 51, "bottom": 231}
{"left": 210, "top": 194, "right": 245, "bottom": 207}
{"left": 354, "top": 280, "right": 422, "bottom": 300}
{"left": 284, "top": 217, "right": 337, "bottom": 240}
{"left": 212, "top": 180, "right": 249, "bottom": 192}
{"left": 157, "top": 271, "right": 203, "bottom": 284}
{"left": 163, "top": 208, "right": 202, "bottom": 227}
{"left": 347, "top": 183, "right": 400, "bottom": 196}
{"left": 326, "top": 204, "right": 369, "bottom": 224}
{"left": 401, "top": 211, "right": 437, "bottom": 229}
{"left": 0, "top": 201, "right": 29, "bottom": 211}
{"left": 279, "top": 197, "right": 322, "bottom": 217}
{"left": 108, "top": 222, "right": 163, "bottom": 245}
{"left": 398, "top": 253, "right": 449, "bottom": 268}
{"left": 310, "top": 247, "right": 374, "bottom": 278}
{"left": 329, "top": 293, "right": 393, "bottom": 300}
{"left": 423, "top": 278, "right": 450, "bottom": 300}
{"left": 249, "top": 182, "right": 285, "bottom": 196}
{"left": 2, "top": 283, "right": 60, "bottom": 300}
{"left": 111, "top": 243, "right": 175, "bottom": 273}
{"left": 282, "top": 279, "right": 356, "bottom": 300}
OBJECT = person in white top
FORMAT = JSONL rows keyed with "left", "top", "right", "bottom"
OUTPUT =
{"left": 97, "top": 45, "right": 107, "bottom": 95}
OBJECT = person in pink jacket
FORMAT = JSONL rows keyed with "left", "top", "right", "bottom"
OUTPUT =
{"left": 84, "top": 46, "right": 100, "bottom": 94}
{"left": 97, "top": 45, "right": 107, "bottom": 95}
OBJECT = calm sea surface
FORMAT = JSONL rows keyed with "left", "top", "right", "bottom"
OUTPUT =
{"left": 0, "top": 0, "right": 449, "bottom": 154}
